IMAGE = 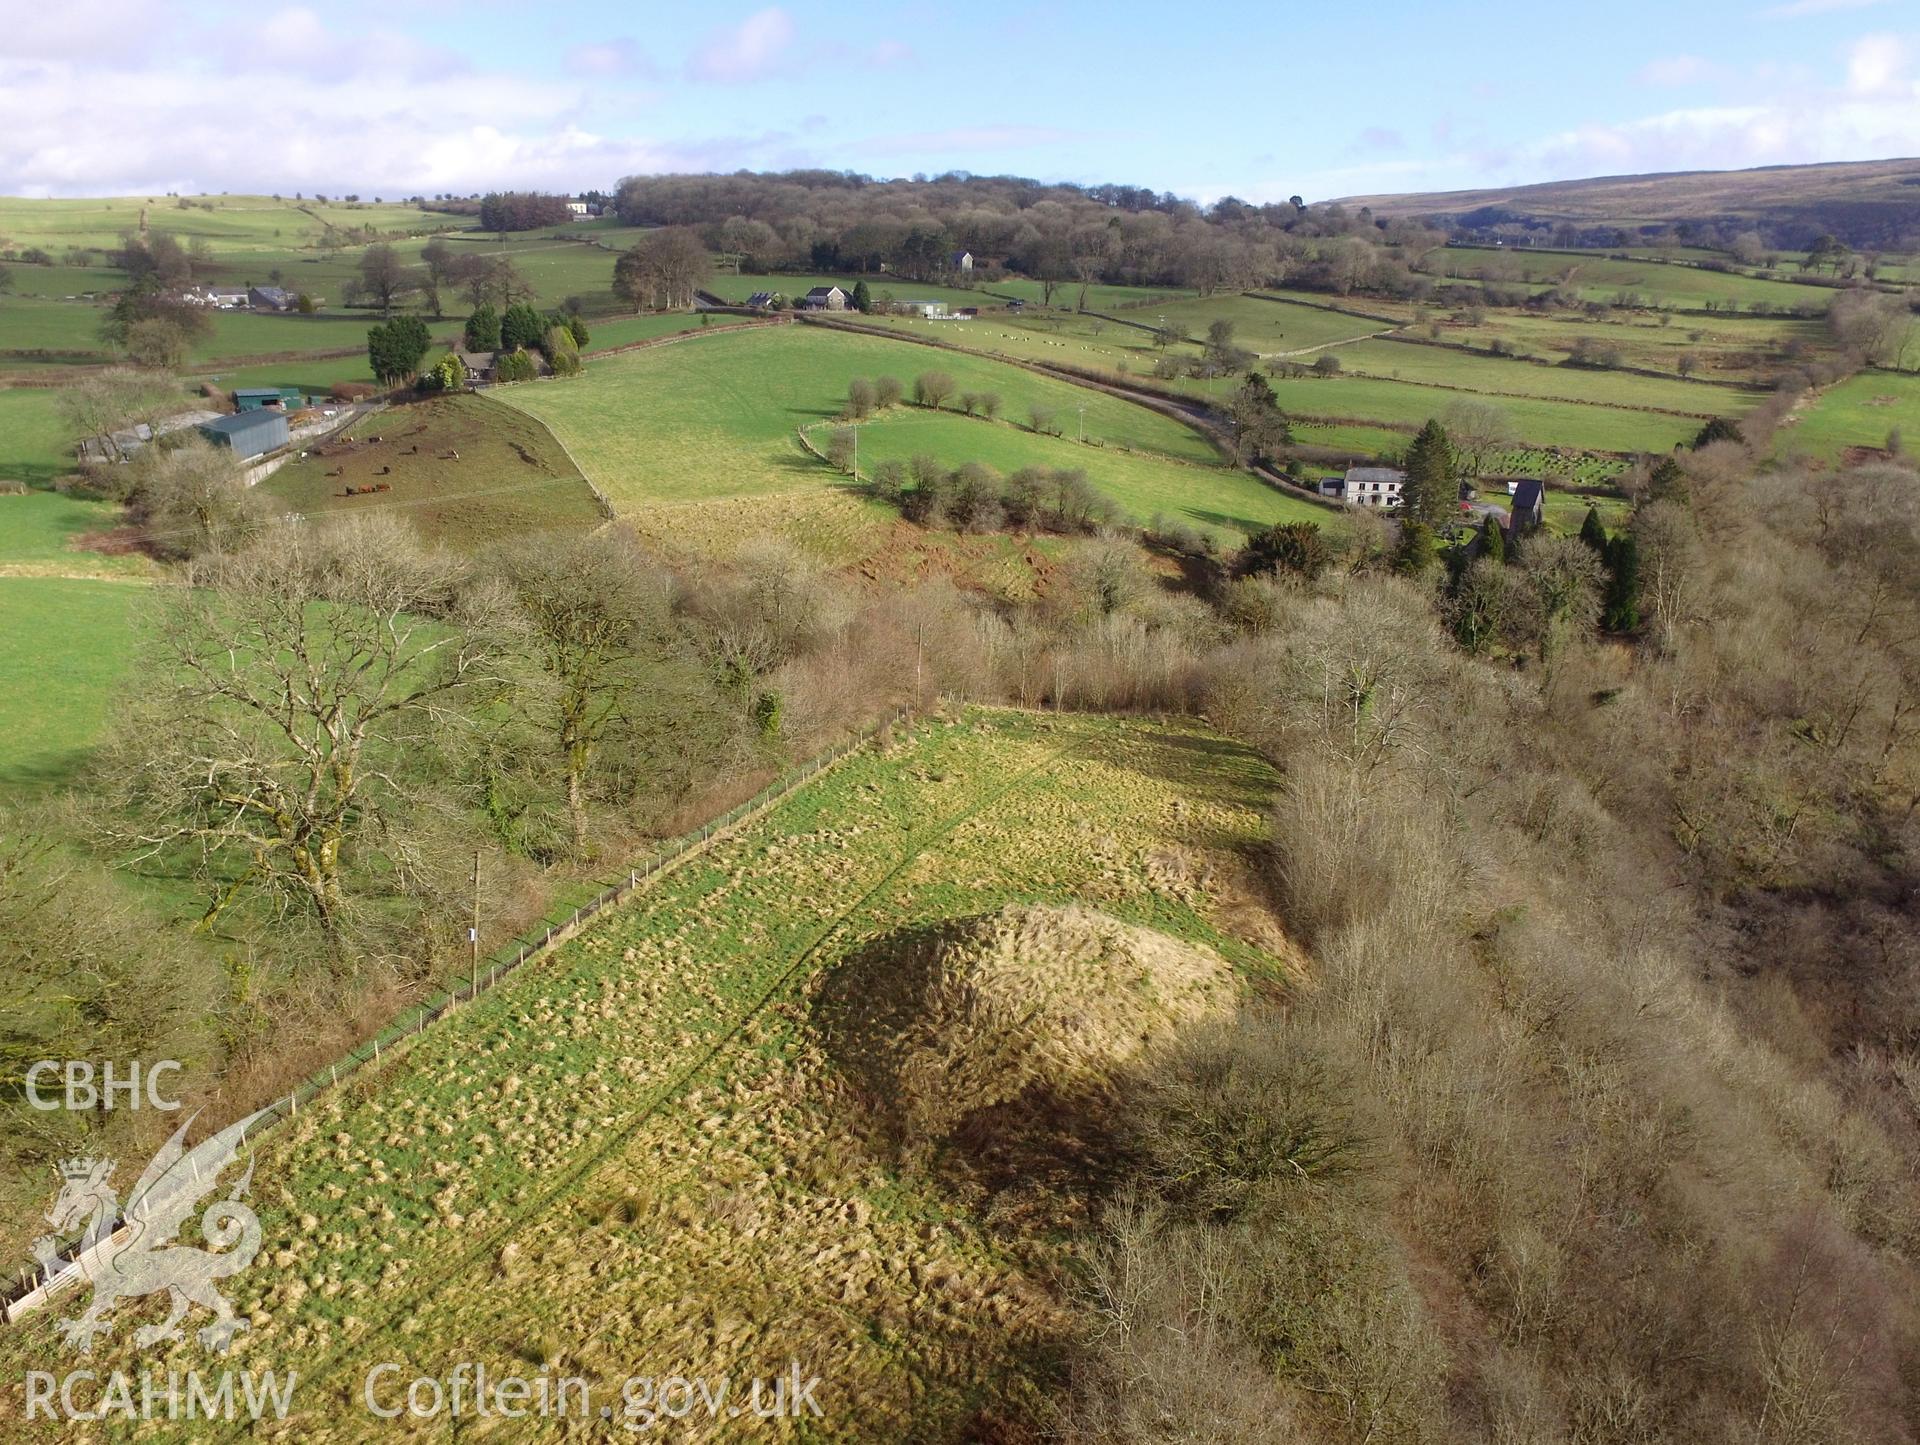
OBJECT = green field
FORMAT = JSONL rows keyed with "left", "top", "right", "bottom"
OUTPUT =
{"left": 0, "top": 388, "right": 76, "bottom": 485}
{"left": 1156, "top": 293, "right": 1398, "bottom": 355}
{"left": 0, "top": 576, "right": 142, "bottom": 793}
{"left": 0, "top": 490, "right": 151, "bottom": 577}
{"left": 0, "top": 708, "right": 1287, "bottom": 1435}
{"left": 1418, "top": 307, "right": 1825, "bottom": 383}
{"left": 498, "top": 326, "right": 1238, "bottom": 530}
{"left": 0, "top": 194, "right": 452, "bottom": 252}
{"left": 262, "top": 392, "right": 606, "bottom": 547}
{"left": 1263, "top": 371, "right": 1699, "bottom": 454}
{"left": 1776, "top": 369, "right": 1920, "bottom": 459}
{"left": 822, "top": 407, "right": 1333, "bottom": 540}
{"left": 579, "top": 311, "right": 714, "bottom": 351}
{"left": 1327, "top": 335, "right": 1748, "bottom": 415}
{"left": 1428, "top": 246, "right": 1834, "bottom": 314}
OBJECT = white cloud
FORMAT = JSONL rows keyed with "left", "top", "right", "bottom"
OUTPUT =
{"left": 1846, "top": 31, "right": 1910, "bottom": 93}
{"left": 0, "top": 43, "right": 759, "bottom": 196}
{"left": 686, "top": 7, "right": 796, "bottom": 84}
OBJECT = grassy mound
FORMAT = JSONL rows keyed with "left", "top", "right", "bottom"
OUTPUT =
{"left": 819, "top": 902, "right": 1238, "bottom": 1141}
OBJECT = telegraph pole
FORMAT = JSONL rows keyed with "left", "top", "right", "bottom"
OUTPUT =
{"left": 469, "top": 849, "right": 481, "bottom": 1000}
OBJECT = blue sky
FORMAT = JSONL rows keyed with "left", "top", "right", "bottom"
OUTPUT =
{"left": 3, "top": 0, "right": 1918, "bottom": 199}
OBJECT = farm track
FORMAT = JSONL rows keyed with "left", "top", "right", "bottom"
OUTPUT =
{"left": 213, "top": 722, "right": 1090, "bottom": 1431}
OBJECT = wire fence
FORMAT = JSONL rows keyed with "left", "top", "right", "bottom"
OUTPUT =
{"left": 3, "top": 703, "right": 911, "bottom": 1324}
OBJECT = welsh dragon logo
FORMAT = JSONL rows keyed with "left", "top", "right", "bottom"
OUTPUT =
{"left": 28, "top": 1106, "right": 272, "bottom": 1355}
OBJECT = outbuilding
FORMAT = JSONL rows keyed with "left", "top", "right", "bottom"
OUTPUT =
{"left": 198, "top": 409, "right": 288, "bottom": 461}
{"left": 1509, "top": 479, "right": 1546, "bottom": 534}
{"left": 232, "top": 386, "right": 302, "bottom": 411}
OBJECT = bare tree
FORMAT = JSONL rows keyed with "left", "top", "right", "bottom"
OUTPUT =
{"left": 490, "top": 530, "right": 688, "bottom": 854}
{"left": 614, "top": 228, "right": 713, "bottom": 311}
{"left": 106, "top": 518, "right": 507, "bottom": 946}
{"left": 352, "top": 243, "right": 419, "bottom": 317}
{"left": 1438, "top": 398, "right": 1516, "bottom": 478}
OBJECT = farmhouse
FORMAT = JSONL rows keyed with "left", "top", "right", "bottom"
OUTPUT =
{"left": 456, "top": 349, "right": 495, "bottom": 381}
{"left": 746, "top": 290, "right": 782, "bottom": 310}
{"left": 1338, "top": 466, "right": 1406, "bottom": 508}
{"left": 948, "top": 250, "right": 973, "bottom": 272}
{"left": 248, "top": 285, "right": 294, "bottom": 311}
{"left": 798, "top": 285, "right": 849, "bottom": 311}
{"left": 198, "top": 409, "right": 288, "bottom": 461}
{"left": 566, "top": 200, "right": 589, "bottom": 217}
{"left": 185, "top": 287, "right": 248, "bottom": 308}
{"left": 1509, "top": 478, "right": 1546, "bottom": 534}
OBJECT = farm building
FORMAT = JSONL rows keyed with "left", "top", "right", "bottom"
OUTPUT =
{"left": 198, "top": 409, "right": 288, "bottom": 461}
{"left": 899, "top": 300, "right": 948, "bottom": 319}
{"left": 456, "top": 350, "right": 495, "bottom": 381}
{"left": 566, "top": 200, "right": 589, "bottom": 217}
{"left": 186, "top": 287, "right": 248, "bottom": 308}
{"left": 746, "top": 291, "right": 782, "bottom": 310}
{"left": 1509, "top": 479, "right": 1546, "bottom": 534}
{"left": 798, "top": 285, "right": 848, "bottom": 311}
{"left": 1338, "top": 467, "right": 1406, "bottom": 508}
{"left": 232, "top": 386, "right": 302, "bottom": 411}
{"left": 248, "top": 286, "right": 295, "bottom": 311}
{"left": 948, "top": 250, "right": 974, "bottom": 272}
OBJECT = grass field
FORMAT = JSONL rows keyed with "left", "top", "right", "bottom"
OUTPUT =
{"left": 579, "top": 312, "right": 713, "bottom": 350}
{"left": 824, "top": 406, "right": 1334, "bottom": 541}
{"left": 1775, "top": 369, "right": 1920, "bottom": 459}
{"left": 1428, "top": 245, "right": 1834, "bottom": 314}
{"left": 1263, "top": 371, "right": 1700, "bottom": 454}
{"left": 1416, "top": 307, "right": 1825, "bottom": 383}
{"left": 498, "top": 325, "right": 1233, "bottom": 529}
{"left": 0, "top": 490, "right": 151, "bottom": 577}
{"left": 1327, "top": 335, "right": 1748, "bottom": 415}
{"left": 0, "top": 388, "right": 77, "bottom": 485}
{"left": 0, "top": 708, "right": 1290, "bottom": 1436}
{"left": 0, "top": 576, "right": 142, "bottom": 793}
{"left": 262, "top": 393, "right": 605, "bottom": 548}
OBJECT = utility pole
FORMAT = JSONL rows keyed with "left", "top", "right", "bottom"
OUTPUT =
{"left": 469, "top": 849, "right": 481, "bottom": 1000}
{"left": 851, "top": 421, "right": 857, "bottom": 483}
{"left": 1077, "top": 404, "right": 1087, "bottom": 443}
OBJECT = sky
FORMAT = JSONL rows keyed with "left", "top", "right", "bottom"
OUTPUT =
{"left": 2, "top": 0, "right": 1919, "bottom": 202}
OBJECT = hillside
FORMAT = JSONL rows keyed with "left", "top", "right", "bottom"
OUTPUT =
{"left": 0, "top": 708, "right": 1291, "bottom": 1437}
{"left": 1340, "top": 155, "right": 1920, "bottom": 248}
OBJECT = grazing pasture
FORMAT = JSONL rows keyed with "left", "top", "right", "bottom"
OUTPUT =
{"left": 0, "top": 577, "right": 142, "bottom": 794}
{"left": 262, "top": 393, "right": 605, "bottom": 547}
{"left": 1327, "top": 335, "right": 1748, "bottom": 415}
{"left": 1262, "top": 371, "right": 1700, "bottom": 454}
{"left": 830, "top": 407, "right": 1334, "bottom": 541}
{"left": 0, "top": 708, "right": 1288, "bottom": 1435}
{"left": 1427, "top": 245, "right": 1835, "bottom": 313}
{"left": 0, "top": 490, "right": 151, "bottom": 578}
{"left": 0, "top": 388, "right": 78, "bottom": 486}
{"left": 1775, "top": 370, "right": 1920, "bottom": 459}
{"left": 498, "top": 324, "right": 1225, "bottom": 511}
{"left": 1418, "top": 307, "right": 1826, "bottom": 383}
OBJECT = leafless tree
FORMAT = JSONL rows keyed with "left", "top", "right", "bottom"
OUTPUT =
{"left": 104, "top": 518, "right": 508, "bottom": 947}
